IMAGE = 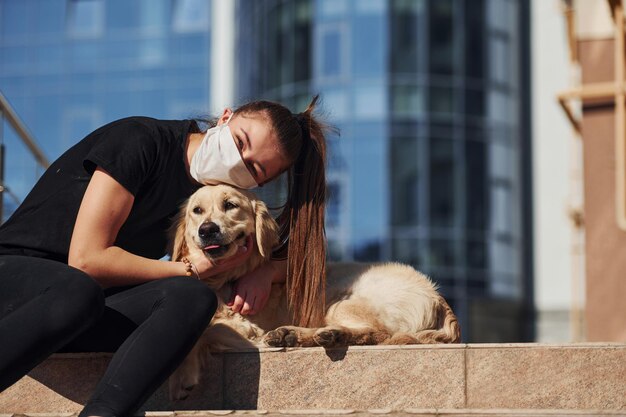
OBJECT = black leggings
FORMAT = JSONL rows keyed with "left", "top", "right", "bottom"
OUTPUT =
{"left": 0, "top": 255, "right": 217, "bottom": 417}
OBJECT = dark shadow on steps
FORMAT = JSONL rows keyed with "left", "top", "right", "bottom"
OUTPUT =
{"left": 220, "top": 349, "right": 261, "bottom": 410}
{"left": 324, "top": 346, "right": 348, "bottom": 361}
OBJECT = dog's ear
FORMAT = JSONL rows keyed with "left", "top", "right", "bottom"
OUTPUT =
{"left": 251, "top": 199, "right": 279, "bottom": 259}
{"left": 168, "top": 204, "right": 189, "bottom": 262}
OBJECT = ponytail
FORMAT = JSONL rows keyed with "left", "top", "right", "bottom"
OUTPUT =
{"left": 235, "top": 95, "right": 332, "bottom": 327}
{"left": 280, "top": 96, "right": 328, "bottom": 327}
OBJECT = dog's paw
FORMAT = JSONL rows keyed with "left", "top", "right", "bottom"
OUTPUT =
{"left": 168, "top": 363, "right": 200, "bottom": 401}
{"left": 264, "top": 327, "right": 300, "bottom": 347}
{"left": 313, "top": 328, "right": 347, "bottom": 347}
{"left": 170, "top": 383, "right": 195, "bottom": 401}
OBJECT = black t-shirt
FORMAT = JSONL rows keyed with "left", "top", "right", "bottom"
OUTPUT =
{"left": 0, "top": 116, "right": 200, "bottom": 263}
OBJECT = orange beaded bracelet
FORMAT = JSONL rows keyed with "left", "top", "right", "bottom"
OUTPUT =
{"left": 181, "top": 257, "right": 200, "bottom": 280}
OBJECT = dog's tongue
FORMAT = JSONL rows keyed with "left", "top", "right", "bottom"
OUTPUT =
{"left": 204, "top": 244, "right": 221, "bottom": 250}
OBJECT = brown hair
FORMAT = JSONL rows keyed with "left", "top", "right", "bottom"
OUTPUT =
{"left": 234, "top": 95, "right": 329, "bottom": 327}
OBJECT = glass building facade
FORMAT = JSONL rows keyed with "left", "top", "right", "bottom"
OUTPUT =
{"left": 0, "top": 0, "right": 211, "bottom": 218}
{"left": 236, "top": 0, "right": 533, "bottom": 341}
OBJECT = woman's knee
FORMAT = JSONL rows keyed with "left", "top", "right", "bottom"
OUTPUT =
{"left": 158, "top": 277, "right": 217, "bottom": 322}
{"left": 49, "top": 269, "right": 104, "bottom": 328}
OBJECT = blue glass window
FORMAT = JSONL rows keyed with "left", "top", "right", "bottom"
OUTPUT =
{"left": 2, "top": 46, "right": 29, "bottom": 70}
{"left": 391, "top": 238, "right": 426, "bottom": 268}
{"left": 139, "top": 38, "right": 166, "bottom": 67}
{"left": 391, "top": 135, "right": 419, "bottom": 226}
{"left": 66, "top": 0, "right": 104, "bottom": 38}
{"left": 391, "top": 0, "right": 422, "bottom": 74}
{"left": 350, "top": 125, "right": 389, "bottom": 246}
{"left": 489, "top": 36, "right": 509, "bottom": 85}
{"left": 464, "top": 0, "right": 485, "bottom": 80}
{"left": 318, "top": 0, "right": 348, "bottom": 17}
{"left": 323, "top": 89, "right": 349, "bottom": 121}
{"left": 1, "top": 1, "right": 30, "bottom": 37}
{"left": 320, "top": 27, "right": 342, "bottom": 77}
{"left": 392, "top": 85, "right": 424, "bottom": 117}
{"left": 429, "top": 137, "right": 456, "bottom": 228}
{"left": 172, "top": 0, "right": 210, "bottom": 33}
{"left": 465, "top": 139, "right": 487, "bottom": 231}
{"left": 355, "top": 0, "right": 385, "bottom": 14}
{"left": 139, "top": 0, "right": 167, "bottom": 31}
{"left": 429, "top": 238, "right": 458, "bottom": 268}
{"left": 429, "top": 86, "right": 455, "bottom": 115}
{"left": 352, "top": 14, "right": 385, "bottom": 76}
{"left": 487, "top": 90, "right": 512, "bottom": 124}
{"left": 429, "top": 0, "right": 454, "bottom": 75}
{"left": 354, "top": 85, "right": 386, "bottom": 119}
{"left": 107, "top": 0, "right": 138, "bottom": 31}
{"left": 34, "top": 0, "right": 66, "bottom": 35}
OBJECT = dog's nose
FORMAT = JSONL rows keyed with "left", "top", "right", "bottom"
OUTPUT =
{"left": 198, "top": 222, "right": 220, "bottom": 240}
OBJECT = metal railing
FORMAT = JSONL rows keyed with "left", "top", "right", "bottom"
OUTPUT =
{"left": 0, "top": 90, "right": 50, "bottom": 221}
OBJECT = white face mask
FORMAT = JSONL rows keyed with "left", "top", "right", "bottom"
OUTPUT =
{"left": 189, "top": 117, "right": 258, "bottom": 189}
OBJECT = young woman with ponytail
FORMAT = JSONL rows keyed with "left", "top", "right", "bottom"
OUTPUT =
{"left": 0, "top": 95, "right": 329, "bottom": 416}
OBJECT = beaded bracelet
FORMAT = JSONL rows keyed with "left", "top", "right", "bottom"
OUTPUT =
{"left": 181, "top": 257, "right": 200, "bottom": 280}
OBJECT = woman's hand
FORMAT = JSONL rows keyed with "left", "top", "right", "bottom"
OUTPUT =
{"left": 228, "top": 261, "right": 277, "bottom": 315}
{"left": 186, "top": 235, "right": 255, "bottom": 280}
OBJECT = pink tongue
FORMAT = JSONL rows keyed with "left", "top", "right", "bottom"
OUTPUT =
{"left": 204, "top": 244, "right": 221, "bottom": 250}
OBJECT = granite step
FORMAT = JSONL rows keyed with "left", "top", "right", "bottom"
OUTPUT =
{"left": 1, "top": 344, "right": 625, "bottom": 414}
{"left": 2, "top": 410, "right": 626, "bottom": 417}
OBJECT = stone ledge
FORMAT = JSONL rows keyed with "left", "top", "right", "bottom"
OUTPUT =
{"left": 143, "top": 410, "right": 626, "bottom": 417}
{"left": 1, "top": 344, "right": 625, "bottom": 414}
{"left": 2, "top": 410, "right": 626, "bottom": 417}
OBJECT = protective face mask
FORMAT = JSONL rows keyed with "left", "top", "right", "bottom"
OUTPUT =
{"left": 189, "top": 117, "right": 258, "bottom": 189}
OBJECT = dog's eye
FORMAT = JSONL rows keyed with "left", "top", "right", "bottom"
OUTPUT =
{"left": 224, "top": 201, "right": 238, "bottom": 211}
{"left": 192, "top": 206, "right": 204, "bottom": 215}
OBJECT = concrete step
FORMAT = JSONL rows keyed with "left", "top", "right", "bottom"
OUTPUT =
{"left": 0, "top": 344, "right": 625, "bottom": 414}
{"left": 1, "top": 411, "right": 626, "bottom": 417}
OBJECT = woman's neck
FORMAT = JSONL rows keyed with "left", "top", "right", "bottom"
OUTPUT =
{"left": 185, "top": 132, "right": 205, "bottom": 184}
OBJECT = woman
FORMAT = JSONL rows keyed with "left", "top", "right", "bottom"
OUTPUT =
{"left": 0, "top": 96, "right": 328, "bottom": 417}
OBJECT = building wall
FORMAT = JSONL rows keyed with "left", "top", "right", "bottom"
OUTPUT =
{"left": 578, "top": 37, "right": 626, "bottom": 342}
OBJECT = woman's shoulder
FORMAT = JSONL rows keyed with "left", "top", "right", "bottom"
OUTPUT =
{"left": 87, "top": 116, "right": 196, "bottom": 144}
{"left": 102, "top": 116, "right": 191, "bottom": 132}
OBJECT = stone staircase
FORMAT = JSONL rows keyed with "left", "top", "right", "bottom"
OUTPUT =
{"left": 1, "top": 344, "right": 624, "bottom": 416}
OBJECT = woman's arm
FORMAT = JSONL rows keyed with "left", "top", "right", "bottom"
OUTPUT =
{"left": 228, "top": 258, "right": 287, "bottom": 315}
{"left": 68, "top": 168, "right": 189, "bottom": 287}
{"left": 68, "top": 167, "right": 251, "bottom": 288}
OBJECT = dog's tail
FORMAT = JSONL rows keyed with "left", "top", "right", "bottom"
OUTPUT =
{"left": 383, "top": 295, "right": 461, "bottom": 345}
{"left": 415, "top": 295, "right": 461, "bottom": 343}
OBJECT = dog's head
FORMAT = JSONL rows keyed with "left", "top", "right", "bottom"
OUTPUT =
{"left": 170, "top": 184, "right": 278, "bottom": 282}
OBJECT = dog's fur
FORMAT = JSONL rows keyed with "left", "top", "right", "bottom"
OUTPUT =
{"left": 168, "top": 184, "right": 461, "bottom": 400}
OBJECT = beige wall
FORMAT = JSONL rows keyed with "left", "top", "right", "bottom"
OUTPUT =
{"left": 575, "top": 0, "right": 614, "bottom": 40}
{"left": 579, "top": 38, "right": 626, "bottom": 342}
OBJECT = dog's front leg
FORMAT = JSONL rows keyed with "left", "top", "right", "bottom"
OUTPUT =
{"left": 168, "top": 342, "right": 203, "bottom": 401}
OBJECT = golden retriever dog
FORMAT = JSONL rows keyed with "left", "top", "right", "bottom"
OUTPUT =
{"left": 168, "top": 184, "right": 461, "bottom": 400}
